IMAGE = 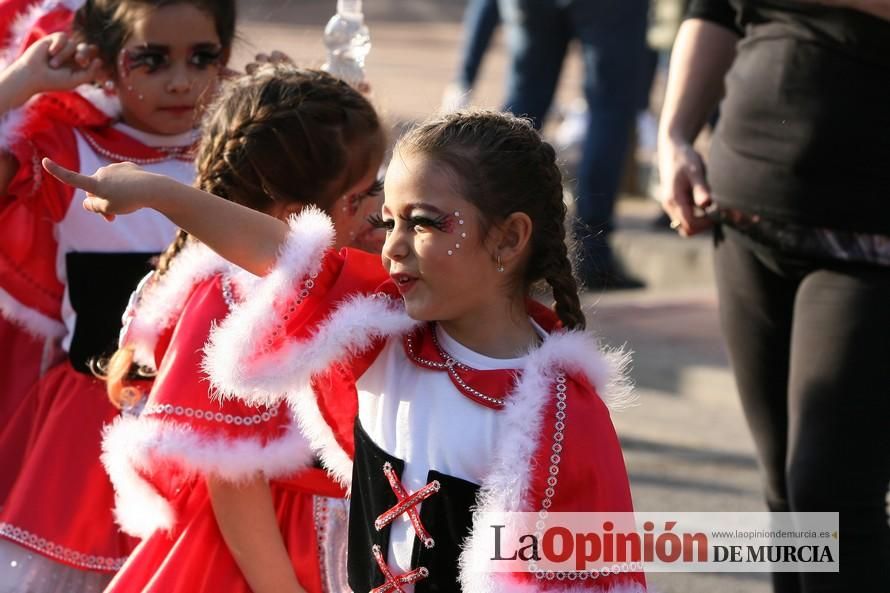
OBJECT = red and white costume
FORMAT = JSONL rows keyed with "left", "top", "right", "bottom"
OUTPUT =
{"left": 0, "top": 80, "right": 196, "bottom": 593}
{"left": 203, "top": 209, "right": 648, "bottom": 593}
{"left": 0, "top": 0, "right": 81, "bottom": 479}
{"left": 99, "top": 241, "right": 352, "bottom": 593}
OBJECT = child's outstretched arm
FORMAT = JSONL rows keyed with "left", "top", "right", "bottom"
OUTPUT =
{"left": 43, "top": 158, "right": 289, "bottom": 276}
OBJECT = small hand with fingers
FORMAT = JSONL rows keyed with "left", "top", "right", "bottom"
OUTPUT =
{"left": 15, "top": 33, "right": 104, "bottom": 95}
{"left": 42, "top": 158, "right": 168, "bottom": 222}
{"left": 245, "top": 50, "right": 295, "bottom": 75}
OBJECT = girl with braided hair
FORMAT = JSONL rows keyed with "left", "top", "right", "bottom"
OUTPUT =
{"left": 0, "top": 1, "right": 236, "bottom": 591}
{"left": 98, "top": 64, "right": 385, "bottom": 593}
{"left": 47, "top": 109, "right": 646, "bottom": 593}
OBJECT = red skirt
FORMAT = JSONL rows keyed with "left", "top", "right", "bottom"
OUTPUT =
{"left": 105, "top": 473, "right": 350, "bottom": 593}
{"left": 0, "top": 362, "right": 139, "bottom": 572}
{"left": 0, "top": 316, "right": 52, "bottom": 418}
{"left": 0, "top": 317, "right": 59, "bottom": 503}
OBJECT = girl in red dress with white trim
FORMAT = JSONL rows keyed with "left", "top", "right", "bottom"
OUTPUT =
{"left": 0, "top": 1, "right": 235, "bottom": 590}
{"left": 47, "top": 110, "right": 648, "bottom": 592}
{"left": 99, "top": 64, "right": 386, "bottom": 593}
{"left": 0, "top": 0, "right": 90, "bottom": 488}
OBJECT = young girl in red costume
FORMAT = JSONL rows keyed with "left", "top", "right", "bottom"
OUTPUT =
{"left": 99, "top": 64, "right": 386, "bottom": 593}
{"left": 48, "top": 110, "right": 648, "bottom": 593}
{"left": 0, "top": 0, "right": 91, "bottom": 461}
{"left": 0, "top": 0, "right": 235, "bottom": 590}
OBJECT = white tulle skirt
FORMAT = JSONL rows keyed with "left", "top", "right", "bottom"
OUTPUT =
{"left": 0, "top": 539, "right": 111, "bottom": 593}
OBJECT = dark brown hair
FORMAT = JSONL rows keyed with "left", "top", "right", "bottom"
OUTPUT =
{"left": 107, "top": 64, "right": 384, "bottom": 407}
{"left": 156, "top": 64, "right": 383, "bottom": 273}
{"left": 73, "top": 0, "right": 237, "bottom": 69}
{"left": 396, "top": 110, "right": 585, "bottom": 330}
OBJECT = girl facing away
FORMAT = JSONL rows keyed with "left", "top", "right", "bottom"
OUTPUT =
{"left": 0, "top": 0, "right": 234, "bottom": 591}
{"left": 47, "top": 110, "right": 648, "bottom": 592}
{"left": 100, "top": 63, "right": 386, "bottom": 593}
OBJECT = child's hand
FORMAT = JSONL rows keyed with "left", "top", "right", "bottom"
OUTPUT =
{"left": 42, "top": 158, "right": 165, "bottom": 222}
{"left": 11, "top": 33, "right": 103, "bottom": 97}
{"left": 244, "top": 51, "right": 294, "bottom": 75}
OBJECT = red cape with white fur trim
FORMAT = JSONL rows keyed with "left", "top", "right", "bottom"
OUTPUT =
{"left": 204, "top": 209, "right": 646, "bottom": 592}
{"left": 101, "top": 244, "right": 349, "bottom": 593}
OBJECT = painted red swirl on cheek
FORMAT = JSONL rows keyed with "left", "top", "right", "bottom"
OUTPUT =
{"left": 440, "top": 214, "right": 455, "bottom": 234}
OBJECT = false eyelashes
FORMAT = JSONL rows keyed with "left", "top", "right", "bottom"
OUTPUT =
{"left": 366, "top": 213, "right": 453, "bottom": 233}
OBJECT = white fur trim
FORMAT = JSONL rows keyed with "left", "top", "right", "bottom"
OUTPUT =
{"left": 290, "top": 384, "right": 355, "bottom": 491}
{"left": 206, "top": 207, "right": 361, "bottom": 402}
{"left": 459, "top": 331, "right": 635, "bottom": 592}
{"left": 0, "top": 284, "right": 65, "bottom": 338}
{"left": 101, "top": 415, "right": 175, "bottom": 539}
{"left": 0, "top": 104, "right": 28, "bottom": 151}
{"left": 122, "top": 241, "right": 233, "bottom": 369}
{"left": 101, "top": 407, "right": 313, "bottom": 538}
{"left": 207, "top": 291, "right": 418, "bottom": 406}
{"left": 205, "top": 292, "right": 417, "bottom": 491}
{"left": 527, "top": 330, "right": 635, "bottom": 411}
{"left": 75, "top": 83, "right": 121, "bottom": 119}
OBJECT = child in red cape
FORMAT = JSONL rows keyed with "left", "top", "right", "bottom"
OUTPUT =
{"left": 0, "top": 0, "right": 234, "bottom": 589}
{"left": 100, "top": 64, "right": 386, "bottom": 593}
{"left": 47, "top": 110, "right": 648, "bottom": 592}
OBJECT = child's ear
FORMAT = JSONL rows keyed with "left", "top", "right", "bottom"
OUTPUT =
{"left": 495, "top": 211, "right": 533, "bottom": 266}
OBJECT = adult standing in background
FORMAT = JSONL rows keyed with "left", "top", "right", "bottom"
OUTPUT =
{"left": 498, "top": 0, "right": 651, "bottom": 290}
{"left": 658, "top": 1, "right": 890, "bottom": 591}
{"left": 442, "top": 0, "right": 500, "bottom": 111}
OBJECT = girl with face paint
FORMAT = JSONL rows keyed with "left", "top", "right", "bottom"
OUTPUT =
{"left": 0, "top": 1, "right": 234, "bottom": 590}
{"left": 46, "top": 110, "right": 648, "bottom": 593}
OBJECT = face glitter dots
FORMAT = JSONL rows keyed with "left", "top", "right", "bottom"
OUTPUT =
{"left": 448, "top": 211, "right": 465, "bottom": 256}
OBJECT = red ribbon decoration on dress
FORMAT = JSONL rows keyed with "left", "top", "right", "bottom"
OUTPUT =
{"left": 374, "top": 461, "right": 440, "bottom": 548}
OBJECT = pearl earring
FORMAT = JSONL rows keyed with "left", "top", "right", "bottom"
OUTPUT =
{"left": 496, "top": 254, "right": 504, "bottom": 273}
{"left": 103, "top": 80, "right": 115, "bottom": 92}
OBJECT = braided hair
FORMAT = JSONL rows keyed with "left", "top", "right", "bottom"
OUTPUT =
{"left": 156, "top": 64, "right": 382, "bottom": 276}
{"left": 104, "top": 64, "right": 383, "bottom": 408}
{"left": 193, "top": 64, "right": 382, "bottom": 213}
{"left": 396, "top": 110, "right": 585, "bottom": 330}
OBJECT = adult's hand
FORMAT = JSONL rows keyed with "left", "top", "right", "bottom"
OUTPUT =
{"left": 657, "top": 138, "right": 714, "bottom": 237}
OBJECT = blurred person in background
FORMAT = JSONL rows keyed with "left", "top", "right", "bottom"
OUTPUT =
{"left": 658, "top": 1, "right": 890, "bottom": 591}
{"left": 441, "top": 0, "right": 499, "bottom": 111}
{"left": 498, "top": 0, "right": 652, "bottom": 290}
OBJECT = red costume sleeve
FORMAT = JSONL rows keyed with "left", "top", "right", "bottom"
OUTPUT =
{"left": 0, "top": 101, "right": 78, "bottom": 332}
{"left": 205, "top": 208, "right": 401, "bottom": 408}
{"left": 4, "top": 104, "right": 78, "bottom": 218}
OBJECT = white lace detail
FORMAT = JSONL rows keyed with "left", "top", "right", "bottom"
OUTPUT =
{"left": 313, "top": 496, "right": 351, "bottom": 593}
{"left": 0, "top": 523, "right": 126, "bottom": 571}
{"left": 141, "top": 402, "right": 281, "bottom": 426}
